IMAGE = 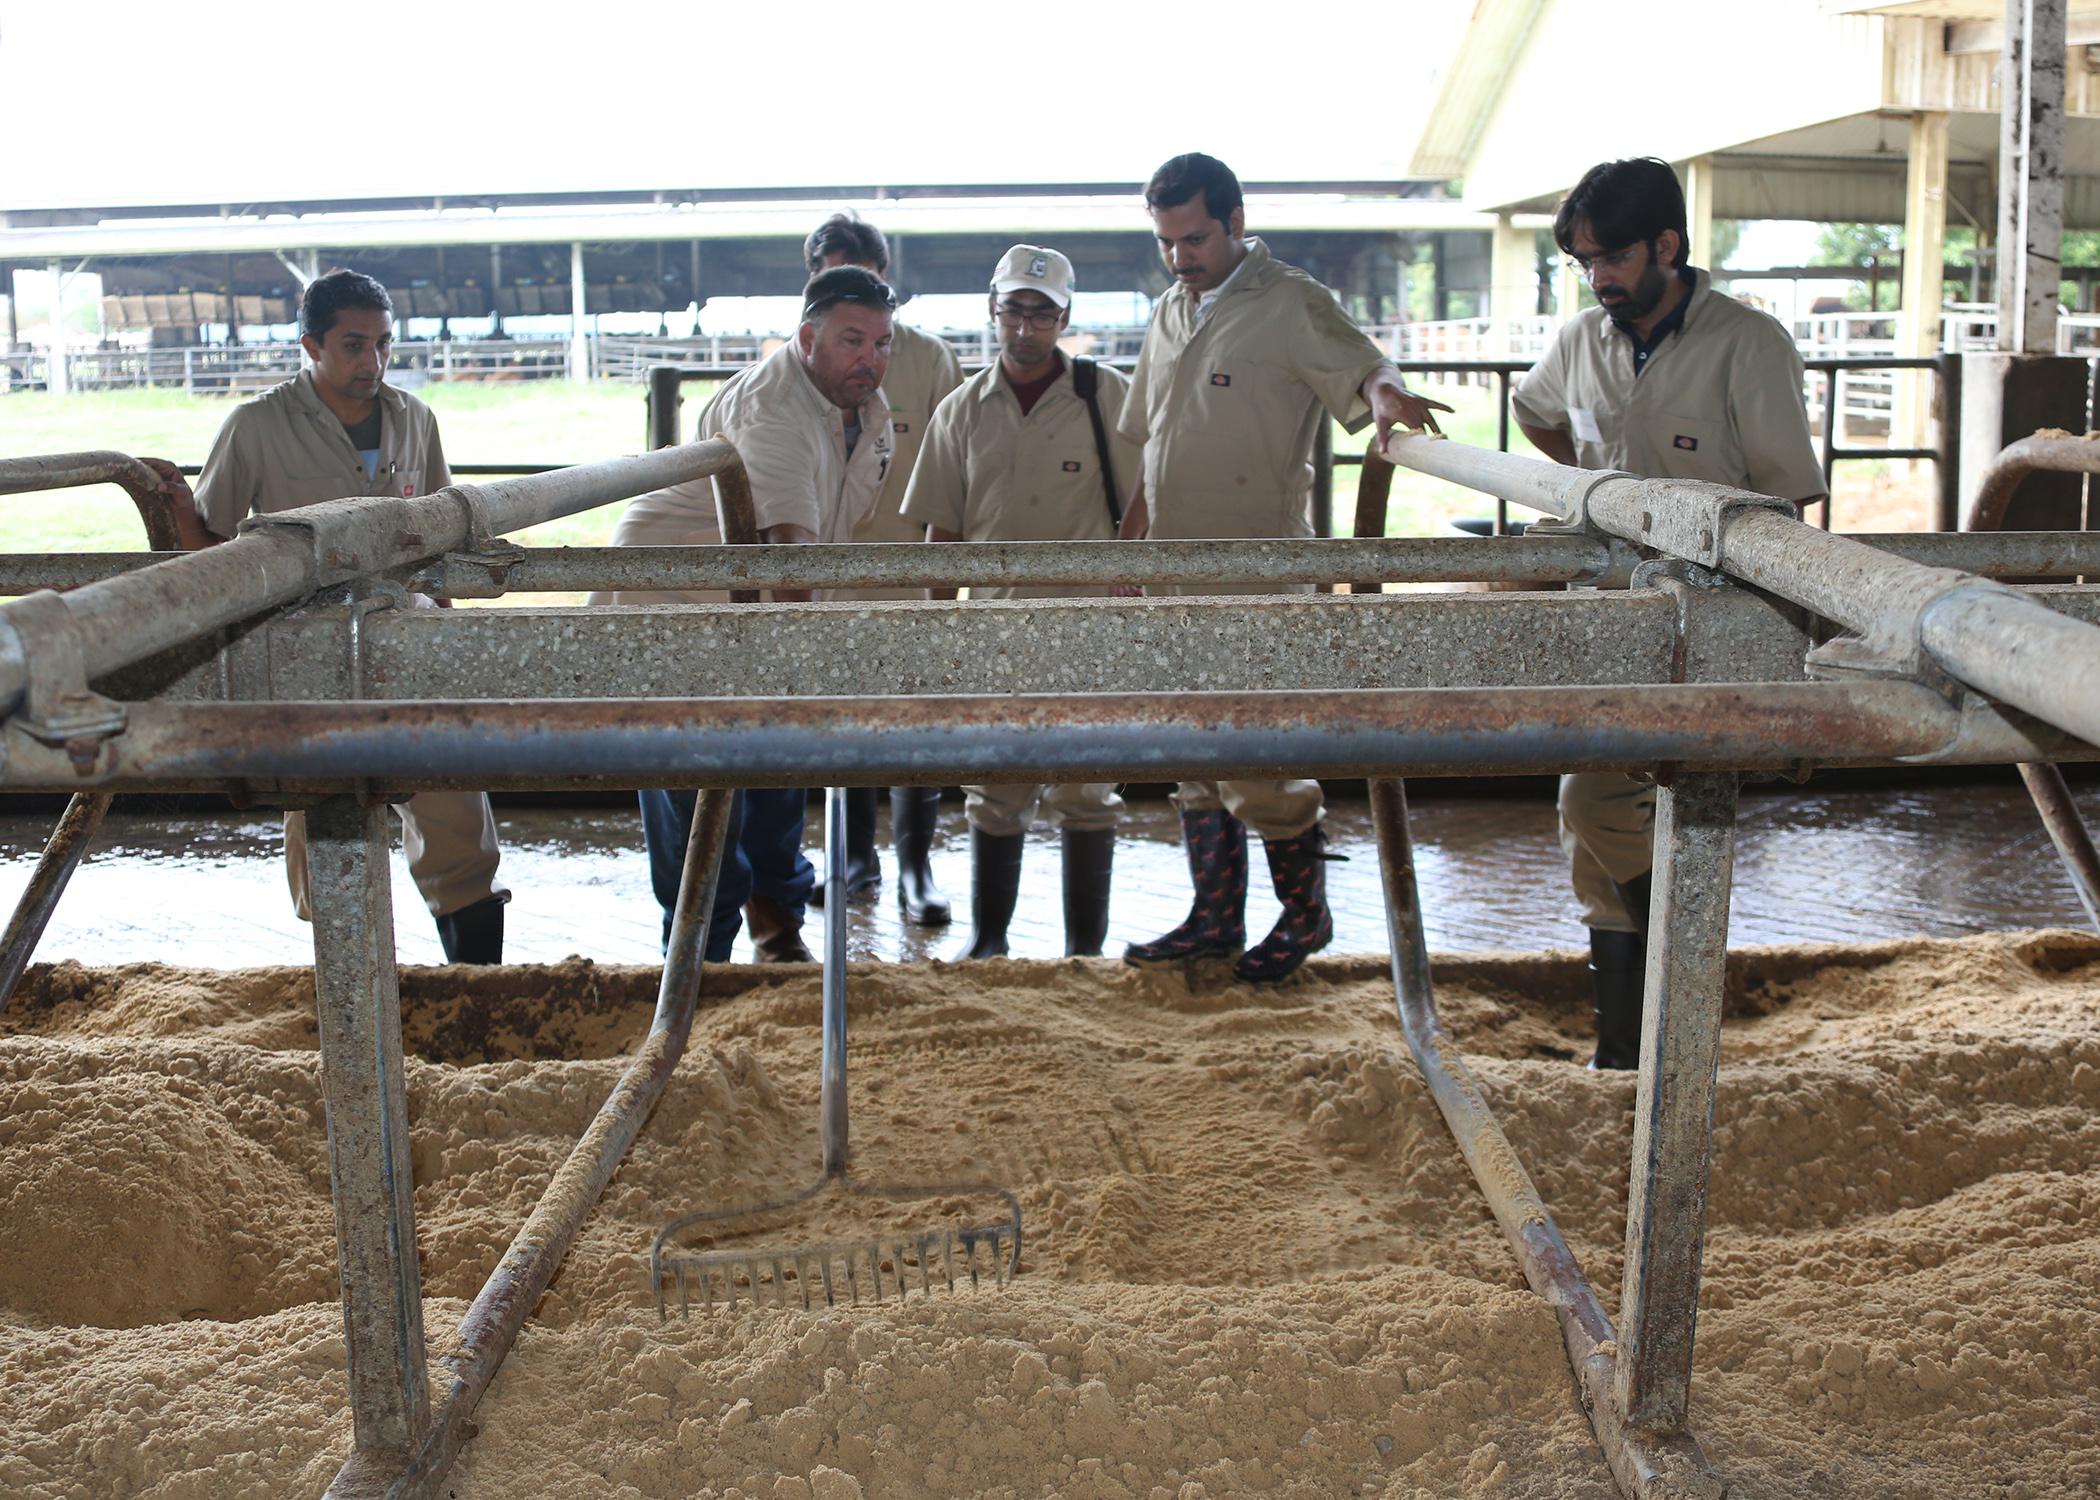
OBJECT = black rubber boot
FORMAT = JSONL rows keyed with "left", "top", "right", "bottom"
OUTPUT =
{"left": 1234, "top": 825, "right": 1334, "bottom": 983}
{"left": 1587, "top": 927, "right": 1646, "bottom": 1070}
{"left": 808, "top": 787, "right": 881, "bottom": 909}
{"left": 435, "top": 895, "right": 505, "bottom": 965}
{"left": 746, "top": 894, "right": 814, "bottom": 963}
{"left": 1061, "top": 827, "right": 1115, "bottom": 957}
{"left": 892, "top": 786, "right": 953, "bottom": 927}
{"left": 1124, "top": 808, "right": 1247, "bottom": 965}
{"left": 961, "top": 829, "right": 1025, "bottom": 959}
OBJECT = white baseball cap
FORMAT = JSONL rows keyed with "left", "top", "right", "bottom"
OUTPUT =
{"left": 990, "top": 244, "right": 1075, "bottom": 308}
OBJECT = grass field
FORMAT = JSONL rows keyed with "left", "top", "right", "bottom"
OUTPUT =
{"left": 0, "top": 376, "right": 1927, "bottom": 576}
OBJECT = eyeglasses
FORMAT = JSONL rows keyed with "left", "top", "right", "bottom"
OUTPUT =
{"left": 994, "top": 302, "right": 1064, "bottom": 331}
{"left": 1563, "top": 243, "right": 1646, "bottom": 277}
{"left": 803, "top": 288, "right": 897, "bottom": 320}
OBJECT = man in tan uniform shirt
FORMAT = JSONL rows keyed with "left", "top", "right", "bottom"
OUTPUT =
{"left": 593, "top": 266, "right": 898, "bottom": 964}
{"left": 1512, "top": 157, "right": 1824, "bottom": 1068}
{"left": 144, "top": 269, "right": 509, "bottom": 963}
{"left": 902, "top": 244, "right": 1142, "bottom": 960}
{"left": 801, "top": 213, "right": 964, "bottom": 928}
{"left": 1117, "top": 152, "right": 1448, "bottom": 984}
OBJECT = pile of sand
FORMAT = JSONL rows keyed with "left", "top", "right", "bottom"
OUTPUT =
{"left": 2, "top": 931, "right": 2096, "bottom": 1498}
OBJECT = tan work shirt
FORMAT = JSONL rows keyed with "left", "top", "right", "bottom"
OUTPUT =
{"left": 1118, "top": 236, "right": 1385, "bottom": 543}
{"left": 859, "top": 321, "right": 963, "bottom": 545}
{"left": 596, "top": 340, "right": 892, "bottom": 605}
{"left": 901, "top": 354, "right": 1141, "bottom": 600}
{"left": 191, "top": 371, "right": 450, "bottom": 539}
{"left": 1511, "top": 269, "right": 1825, "bottom": 502}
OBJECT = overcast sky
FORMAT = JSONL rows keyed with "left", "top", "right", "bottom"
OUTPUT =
{"left": 1, "top": 2, "right": 1472, "bottom": 211}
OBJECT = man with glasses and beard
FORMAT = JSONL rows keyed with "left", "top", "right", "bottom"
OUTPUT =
{"left": 594, "top": 266, "right": 897, "bottom": 964}
{"left": 901, "top": 245, "right": 1141, "bottom": 961}
{"left": 1512, "top": 156, "right": 1824, "bottom": 1070}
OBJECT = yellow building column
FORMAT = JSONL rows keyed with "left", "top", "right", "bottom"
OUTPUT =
{"left": 1898, "top": 111, "right": 1950, "bottom": 459}
{"left": 1683, "top": 155, "right": 1716, "bottom": 271}
{"left": 1489, "top": 212, "right": 1538, "bottom": 353}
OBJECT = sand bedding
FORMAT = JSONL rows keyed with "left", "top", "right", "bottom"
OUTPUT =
{"left": 1, "top": 931, "right": 2096, "bottom": 1499}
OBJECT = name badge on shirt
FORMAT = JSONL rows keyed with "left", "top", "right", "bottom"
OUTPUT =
{"left": 1569, "top": 408, "right": 1602, "bottom": 443}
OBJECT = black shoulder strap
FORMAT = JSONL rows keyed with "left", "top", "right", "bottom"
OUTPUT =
{"left": 1071, "top": 356, "right": 1122, "bottom": 531}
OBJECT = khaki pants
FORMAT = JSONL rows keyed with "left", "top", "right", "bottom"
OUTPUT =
{"left": 1558, "top": 772, "right": 1655, "bottom": 932}
{"left": 965, "top": 781, "right": 1124, "bottom": 837}
{"left": 1173, "top": 779, "right": 1324, "bottom": 841}
{"left": 284, "top": 791, "right": 506, "bottom": 920}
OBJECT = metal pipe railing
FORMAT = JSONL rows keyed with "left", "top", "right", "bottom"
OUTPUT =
{"left": 17, "top": 681, "right": 2092, "bottom": 795}
{"left": 1964, "top": 431, "right": 2100, "bottom": 533}
{"left": 0, "top": 450, "right": 192, "bottom": 551}
{"left": 1382, "top": 434, "right": 2100, "bottom": 753}
{"left": 0, "top": 439, "right": 750, "bottom": 718}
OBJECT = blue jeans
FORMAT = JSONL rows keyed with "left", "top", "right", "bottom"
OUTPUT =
{"left": 639, "top": 788, "right": 814, "bottom": 960}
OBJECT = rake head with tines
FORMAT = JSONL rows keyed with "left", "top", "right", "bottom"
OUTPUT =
{"left": 650, "top": 788, "right": 1025, "bottom": 1318}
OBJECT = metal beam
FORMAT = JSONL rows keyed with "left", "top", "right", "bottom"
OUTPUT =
{"left": 1615, "top": 773, "right": 1740, "bottom": 1433}
{"left": 307, "top": 796, "right": 429, "bottom": 1471}
{"left": 1997, "top": 0, "right": 2068, "bottom": 355}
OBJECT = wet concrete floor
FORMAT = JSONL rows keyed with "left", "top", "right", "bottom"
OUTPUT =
{"left": 1, "top": 780, "right": 2093, "bottom": 970}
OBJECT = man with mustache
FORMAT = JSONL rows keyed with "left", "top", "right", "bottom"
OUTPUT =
{"left": 902, "top": 245, "right": 1140, "bottom": 960}
{"left": 1116, "top": 152, "right": 1451, "bottom": 984}
{"left": 799, "top": 213, "right": 962, "bottom": 929}
{"left": 1512, "top": 156, "right": 1824, "bottom": 1069}
{"left": 142, "top": 269, "right": 511, "bottom": 964}
{"left": 596, "top": 265, "right": 897, "bottom": 963}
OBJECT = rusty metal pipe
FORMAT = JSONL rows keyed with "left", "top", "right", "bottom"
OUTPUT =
{"left": 0, "top": 450, "right": 188, "bottom": 551}
{"left": 24, "top": 681, "right": 2024, "bottom": 794}
{"left": 705, "top": 436, "right": 763, "bottom": 604}
{"left": 1368, "top": 780, "right": 1722, "bottom": 1498}
{"left": 0, "top": 440, "right": 748, "bottom": 716}
{"left": 1963, "top": 432, "right": 2100, "bottom": 533}
{"left": 0, "top": 791, "right": 111, "bottom": 1014}
{"left": 327, "top": 787, "right": 734, "bottom": 1500}
{"left": 1383, "top": 435, "right": 2100, "bottom": 757}
{"left": 2016, "top": 763, "right": 2100, "bottom": 934}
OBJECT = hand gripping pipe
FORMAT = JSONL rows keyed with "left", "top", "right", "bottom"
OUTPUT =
{"left": 0, "top": 439, "right": 752, "bottom": 719}
{"left": 1381, "top": 434, "right": 2100, "bottom": 753}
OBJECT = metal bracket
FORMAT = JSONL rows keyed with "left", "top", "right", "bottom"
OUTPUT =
{"left": 3, "top": 592, "right": 128, "bottom": 771}
{"left": 1527, "top": 469, "right": 1637, "bottom": 538}
{"left": 238, "top": 494, "right": 423, "bottom": 585}
{"left": 1642, "top": 560, "right": 1816, "bottom": 785}
{"left": 1803, "top": 571, "right": 2020, "bottom": 703}
{"left": 1621, "top": 479, "right": 1794, "bottom": 571}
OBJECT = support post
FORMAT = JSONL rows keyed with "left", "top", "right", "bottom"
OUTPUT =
{"left": 569, "top": 241, "right": 589, "bottom": 383}
{"left": 1899, "top": 113, "right": 1950, "bottom": 460}
{"left": 1996, "top": 0, "right": 2066, "bottom": 355}
{"left": 646, "top": 366, "right": 684, "bottom": 451}
{"left": 1489, "top": 213, "right": 1535, "bottom": 352}
{"left": 47, "top": 259, "right": 68, "bottom": 397}
{"left": 308, "top": 795, "right": 430, "bottom": 1466}
{"left": 1615, "top": 772, "right": 1739, "bottom": 1432}
{"left": 1683, "top": 155, "right": 1716, "bottom": 274}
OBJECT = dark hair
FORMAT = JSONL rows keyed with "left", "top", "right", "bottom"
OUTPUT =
{"left": 1554, "top": 158, "right": 1690, "bottom": 268}
{"left": 300, "top": 268, "right": 393, "bottom": 341}
{"left": 1144, "top": 153, "right": 1244, "bottom": 226}
{"left": 804, "top": 212, "right": 889, "bottom": 274}
{"left": 800, "top": 265, "right": 897, "bottom": 324}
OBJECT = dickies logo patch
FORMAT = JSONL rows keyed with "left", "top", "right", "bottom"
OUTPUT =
{"left": 400, "top": 482, "right": 417, "bottom": 497}
{"left": 1209, "top": 372, "right": 1231, "bottom": 387}
{"left": 1673, "top": 434, "right": 1698, "bottom": 451}
{"left": 1062, "top": 460, "right": 1082, "bottom": 472}
{"left": 892, "top": 421, "right": 910, "bottom": 434}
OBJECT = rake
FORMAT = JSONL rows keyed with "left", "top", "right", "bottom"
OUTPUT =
{"left": 650, "top": 786, "right": 1023, "bottom": 1316}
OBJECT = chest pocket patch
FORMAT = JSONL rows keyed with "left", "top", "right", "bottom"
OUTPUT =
{"left": 1209, "top": 372, "right": 1231, "bottom": 387}
{"left": 1062, "top": 460, "right": 1081, "bottom": 472}
{"left": 1673, "top": 434, "right": 1699, "bottom": 452}
{"left": 893, "top": 421, "right": 911, "bottom": 434}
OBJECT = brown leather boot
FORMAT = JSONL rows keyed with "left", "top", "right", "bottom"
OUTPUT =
{"left": 744, "top": 894, "right": 814, "bottom": 963}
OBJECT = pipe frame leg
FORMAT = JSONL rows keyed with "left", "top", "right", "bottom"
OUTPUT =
{"left": 1615, "top": 772, "right": 1739, "bottom": 1433}
{"left": 0, "top": 790, "right": 112, "bottom": 1015}
{"left": 308, "top": 795, "right": 431, "bottom": 1464}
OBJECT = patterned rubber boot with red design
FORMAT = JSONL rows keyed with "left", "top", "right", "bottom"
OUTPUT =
{"left": 1234, "top": 825, "right": 1334, "bottom": 983}
{"left": 1123, "top": 808, "right": 1248, "bottom": 964}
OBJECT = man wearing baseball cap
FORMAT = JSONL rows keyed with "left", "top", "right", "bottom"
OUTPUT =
{"left": 800, "top": 212, "right": 963, "bottom": 929}
{"left": 592, "top": 265, "right": 898, "bottom": 963}
{"left": 902, "top": 245, "right": 1140, "bottom": 959}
